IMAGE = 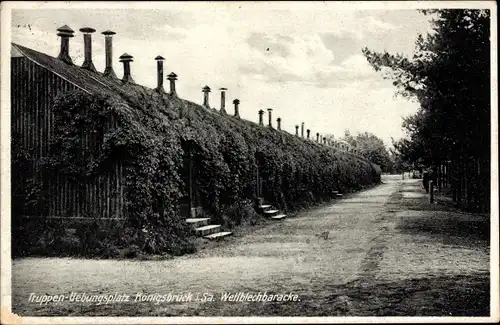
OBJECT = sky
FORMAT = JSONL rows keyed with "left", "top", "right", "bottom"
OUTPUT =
{"left": 10, "top": 3, "right": 434, "bottom": 146}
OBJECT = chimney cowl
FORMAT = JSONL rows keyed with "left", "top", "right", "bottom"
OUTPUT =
{"left": 102, "top": 30, "right": 116, "bottom": 36}
{"left": 57, "top": 25, "right": 74, "bottom": 34}
{"left": 267, "top": 108, "right": 273, "bottom": 128}
{"left": 155, "top": 55, "right": 165, "bottom": 91}
{"left": 202, "top": 86, "right": 211, "bottom": 108}
{"left": 57, "top": 25, "right": 75, "bottom": 65}
{"left": 57, "top": 31, "right": 74, "bottom": 37}
{"left": 102, "top": 30, "right": 117, "bottom": 78}
{"left": 119, "top": 53, "right": 134, "bottom": 61}
{"left": 233, "top": 98, "right": 240, "bottom": 118}
{"left": 79, "top": 27, "right": 96, "bottom": 33}
{"left": 167, "top": 72, "right": 178, "bottom": 95}
{"left": 119, "top": 53, "right": 134, "bottom": 83}
{"left": 79, "top": 27, "right": 96, "bottom": 72}
{"left": 219, "top": 88, "right": 227, "bottom": 114}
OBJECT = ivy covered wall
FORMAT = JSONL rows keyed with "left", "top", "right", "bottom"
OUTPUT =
{"left": 12, "top": 87, "right": 380, "bottom": 258}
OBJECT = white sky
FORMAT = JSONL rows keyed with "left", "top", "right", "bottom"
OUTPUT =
{"left": 11, "top": 4, "right": 434, "bottom": 145}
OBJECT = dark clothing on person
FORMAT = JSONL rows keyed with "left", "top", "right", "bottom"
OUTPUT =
{"left": 423, "top": 171, "right": 429, "bottom": 193}
{"left": 423, "top": 169, "right": 437, "bottom": 193}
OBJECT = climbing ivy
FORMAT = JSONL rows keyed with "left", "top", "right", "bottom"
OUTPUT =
{"left": 13, "top": 86, "right": 380, "bottom": 258}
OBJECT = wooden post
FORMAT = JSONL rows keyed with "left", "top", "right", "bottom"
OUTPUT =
{"left": 437, "top": 163, "right": 442, "bottom": 193}
{"left": 457, "top": 160, "right": 463, "bottom": 206}
{"left": 441, "top": 163, "right": 445, "bottom": 188}
{"left": 451, "top": 160, "right": 457, "bottom": 202}
{"left": 464, "top": 157, "right": 472, "bottom": 211}
{"left": 443, "top": 162, "right": 447, "bottom": 188}
{"left": 430, "top": 180, "right": 434, "bottom": 203}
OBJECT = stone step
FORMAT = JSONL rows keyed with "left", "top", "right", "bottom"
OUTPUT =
{"left": 194, "top": 224, "right": 221, "bottom": 236}
{"left": 336, "top": 193, "right": 343, "bottom": 198}
{"left": 186, "top": 217, "right": 210, "bottom": 228}
{"left": 271, "top": 214, "right": 287, "bottom": 220}
{"left": 263, "top": 209, "right": 279, "bottom": 217}
{"left": 259, "top": 204, "right": 272, "bottom": 210}
{"left": 204, "top": 231, "right": 233, "bottom": 240}
{"left": 332, "top": 191, "right": 339, "bottom": 195}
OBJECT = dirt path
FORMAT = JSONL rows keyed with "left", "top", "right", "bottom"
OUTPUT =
{"left": 11, "top": 176, "right": 490, "bottom": 316}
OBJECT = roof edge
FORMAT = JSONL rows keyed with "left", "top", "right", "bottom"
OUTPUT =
{"left": 11, "top": 42, "right": 91, "bottom": 95}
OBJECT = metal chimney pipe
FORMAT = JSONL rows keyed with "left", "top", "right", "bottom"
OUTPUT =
{"left": 307, "top": 129, "right": 310, "bottom": 139}
{"left": 277, "top": 117, "right": 281, "bottom": 130}
{"left": 102, "top": 30, "right": 117, "bottom": 78}
{"left": 219, "top": 88, "right": 227, "bottom": 114}
{"left": 267, "top": 108, "right": 273, "bottom": 127}
{"left": 295, "top": 125, "right": 299, "bottom": 136}
{"left": 79, "top": 27, "right": 96, "bottom": 72}
{"left": 323, "top": 137, "right": 326, "bottom": 144}
{"left": 155, "top": 56, "right": 165, "bottom": 91}
{"left": 258, "top": 110, "right": 264, "bottom": 125}
{"left": 316, "top": 133, "right": 320, "bottom": 142}
{"left": 301, "top": 122, "right": 305, "bottom": 138}
{"left": 167, "top": 72, "right": 178, "bottom": 95}
{"left": 119, "top": 53, "right": 134, "bottom": 83}
{"left": 202, "top": 86, "right": 211, "bottom": 108}
{"left": 57, "top": 25, "right": 75, "bottom": 65}
{"left": 233, "top": 99, "right": 240, "bottom": 118}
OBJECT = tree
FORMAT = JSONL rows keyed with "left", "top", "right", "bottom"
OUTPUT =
{"left": 363, "top": 9, "right": 490, "bottom": 211}
{"left": 363, "top": 9, "right": 490, "bottom": 164}
{"left": 340, "top": 130, "right": 393, "bottom": 172}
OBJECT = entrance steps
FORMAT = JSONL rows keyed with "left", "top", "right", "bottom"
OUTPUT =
{"left": 205, "top": 231, "right": 233, "bottom": 239}
{"left": 333, "top": 190, "right": 344, "bottom": 198}
{"left": 186, "top": 217, "right": 210, "bottom": 228}
{"left": 256, "top": 198, "right": 287, "bottom": 221}
{"left": 185, "top": 208, "right": 232, "bottom": 240}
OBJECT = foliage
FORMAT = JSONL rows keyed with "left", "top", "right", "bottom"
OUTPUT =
{"left": 340, "top": 130, "right": 394, "bottom": 172}
{"left": 363, "top": 9, "right": 490, "bottom": 164}
{"left": 13, "top": 79, "right": 380, "bottom": 257}
{"left": 362, "top": 9, "right": 490, "bottom": 211}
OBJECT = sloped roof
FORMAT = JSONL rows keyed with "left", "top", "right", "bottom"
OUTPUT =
{"left": 11, "top": 43, "right": 154, "bottom": 100}
{"left": 10, "top": 42, "right": 229, "bottom": 131}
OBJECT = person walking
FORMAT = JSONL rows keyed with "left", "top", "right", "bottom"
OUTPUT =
{"left": 423, "top": 170, "right": 430, "bottom": 193}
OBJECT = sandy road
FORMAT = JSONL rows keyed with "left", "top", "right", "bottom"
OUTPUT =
{"left": 11, "top": 175, "right": 489, "bottom": 316}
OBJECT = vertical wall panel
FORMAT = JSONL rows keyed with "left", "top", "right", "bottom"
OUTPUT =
{"left": 12, "top": 57, "right": 126, "bottom": 220}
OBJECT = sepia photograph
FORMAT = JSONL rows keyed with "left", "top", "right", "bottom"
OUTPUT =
{"left": 0, "top": 1, "right": 498, "bottom": 323}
